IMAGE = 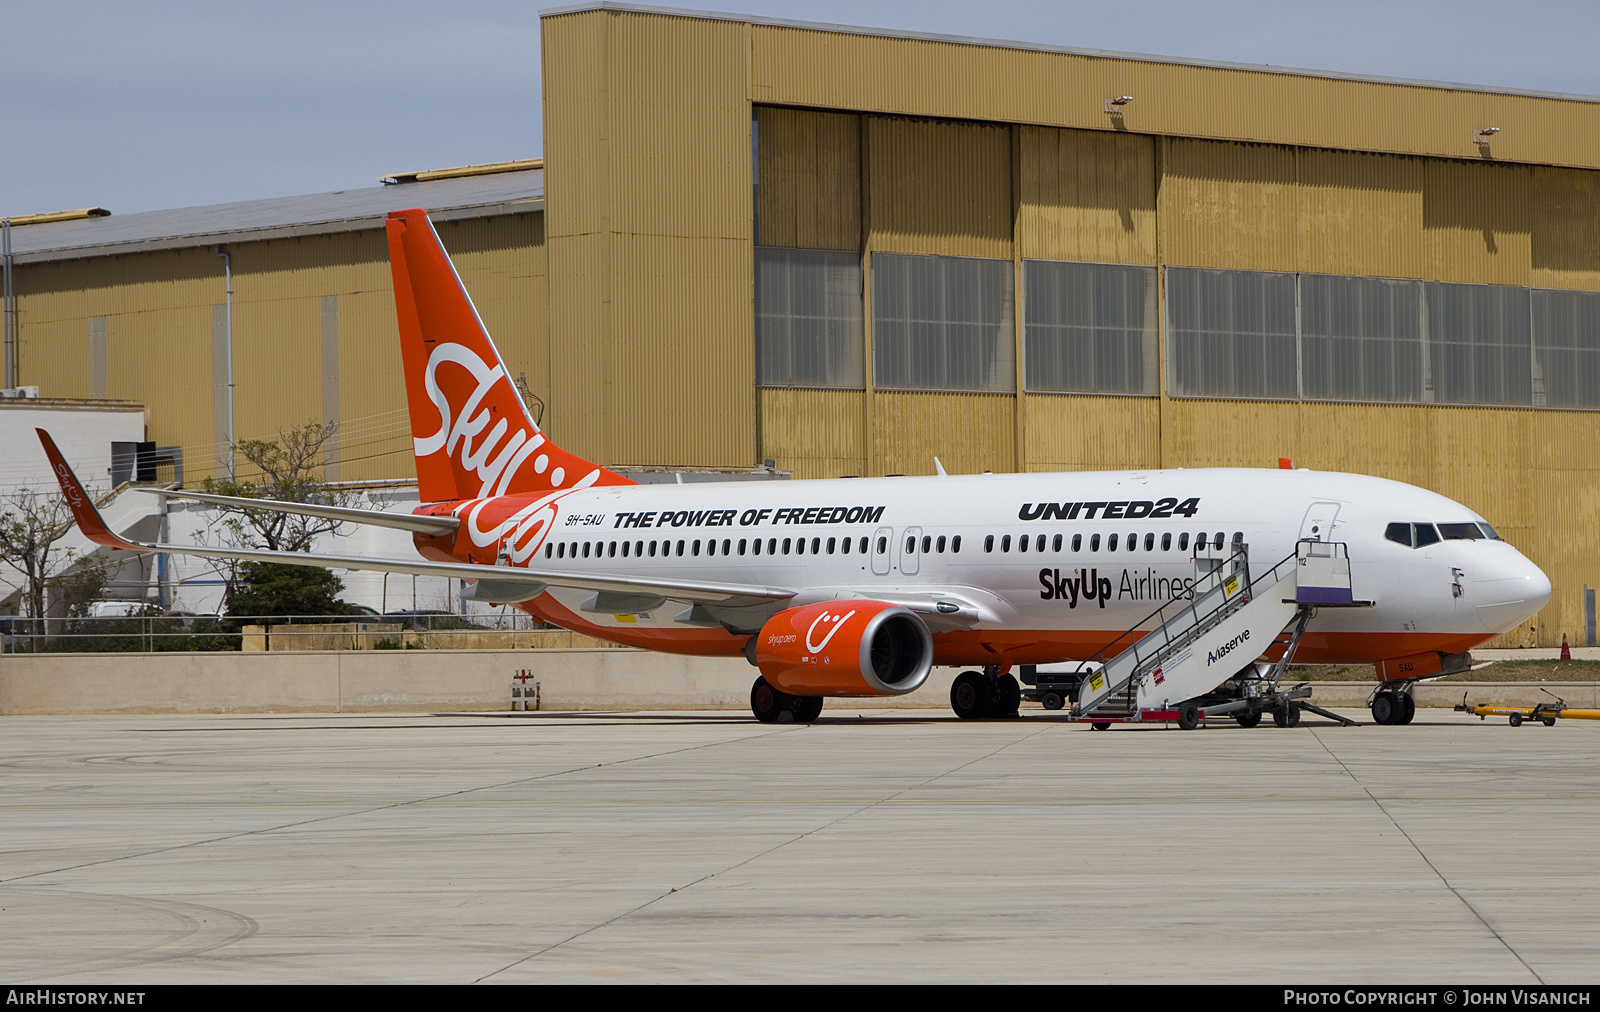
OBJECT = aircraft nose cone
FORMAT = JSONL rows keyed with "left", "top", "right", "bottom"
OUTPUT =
{"left": 1472, "top": 545, "right": 1552, "bottom": 633}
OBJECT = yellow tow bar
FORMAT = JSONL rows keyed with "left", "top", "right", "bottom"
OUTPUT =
{"left": 1454, "top": 689, "right": 1600, "bottom": 727}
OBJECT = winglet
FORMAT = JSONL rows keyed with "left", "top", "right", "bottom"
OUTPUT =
{"left": 36, "top": 428, "right": 139, "bottom": 550}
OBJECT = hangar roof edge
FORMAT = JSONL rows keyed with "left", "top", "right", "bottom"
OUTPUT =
{"left": 540, "top": 2, "right": 1600, "bottom": 107}
{"left": 6, "top": 170, "right": 544, "bottom": 265}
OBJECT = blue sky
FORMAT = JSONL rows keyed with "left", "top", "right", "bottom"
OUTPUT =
{"left": 5, "top": 1, "right": 1598, "bottom": 216}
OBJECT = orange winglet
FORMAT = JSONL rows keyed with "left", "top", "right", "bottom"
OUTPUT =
{"left": 36, "top": 428, "right": 138, "bottom": 550}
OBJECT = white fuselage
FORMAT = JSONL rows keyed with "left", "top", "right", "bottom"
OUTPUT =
{"left": 488, "top": 467, "right": 1549, "bottom": 666}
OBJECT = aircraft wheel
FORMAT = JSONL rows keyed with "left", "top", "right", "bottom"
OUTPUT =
{"left": 950, "top": 671, "right": 991, "bottom": 720}
{"left": 1234, "top": 706, "right": 1263, "bottom": 729}
{"left": 1090, "top": 721, "right": 1111, "bottom": 731}
{"left": 1040, "top": 691, "right": 1065, "bottom": 711}
{"left": 1509, "top": 712, "right": 1523, "bottom": 727}
{"left": 1371, "top": 692, "right": 1397, "bottom": 725}
{"left": 790, "top": 696, "right": 824, "bottom": 723}
{"left": 1542, "top": 717, "right": 1557, "bottom": 727}
{"left": 989, "top": 674, "right": 1022, "bottom": 717}
{"left": 1274, "top": 702, "right": 1301, "bottom": 728}
{"left": 1397, "top": 693, "right": 1417, "bottom": 725}
{"left": 750, "top": 677, "right": 790, "bottom": 724}
{"left": 1176, "top": 703, "right": 1201, "bottom": 730}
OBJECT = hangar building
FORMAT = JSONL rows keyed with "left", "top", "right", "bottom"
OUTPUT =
{"left": 5, "top": 3, "right": 1600, "bottom": 646}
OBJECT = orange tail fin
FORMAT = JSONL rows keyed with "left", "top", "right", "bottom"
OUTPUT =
{"left": 385, "top": 208, "right": 633, "bottom": 502}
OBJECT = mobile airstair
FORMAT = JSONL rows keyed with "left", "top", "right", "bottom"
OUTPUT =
{"left": 1071, "top": 540, "right": 1362, "bottom": 729}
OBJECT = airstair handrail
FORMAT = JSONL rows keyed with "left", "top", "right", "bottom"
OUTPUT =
{"left": 1074, "top": 545, "right": 1302, "bottom": 681}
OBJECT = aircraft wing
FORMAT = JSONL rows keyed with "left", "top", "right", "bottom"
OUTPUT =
{"left": 134, "top": 487, "right": 460, "bottom": 536}
{"left": 40, "top": 429, "right": 794, "bottom": 607}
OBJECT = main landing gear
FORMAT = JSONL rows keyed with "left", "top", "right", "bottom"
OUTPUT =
{"left": 1370, "top": 684, "right": 1417, "bottom": 726}
{"left": 750, "top": 676, "right": 824, "bottom": 724}
{"left": 950, "top": 666, "right": 1022, "bottom": 719}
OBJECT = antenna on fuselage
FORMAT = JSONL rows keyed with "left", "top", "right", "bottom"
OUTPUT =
{"left": 934, "top": 457, "right": 948, "bottom": 477}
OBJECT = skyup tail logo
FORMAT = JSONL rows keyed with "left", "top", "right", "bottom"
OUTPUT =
{"left": 416, "top": 342, "right": 591, "bottom": 498}
{"left": 1207, "top": 629, "right": 1250, "bottom": 666}
{"left": 1038, "top": 569, "right": 1112, "bottom": 609}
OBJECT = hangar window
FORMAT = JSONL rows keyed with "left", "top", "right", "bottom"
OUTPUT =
{"left": 872, "top": 253, "right": 1015, "bottom": 393}
{"left": 1301, "top": 275, "right": 1424, "bottom": 403}
{"left": 1166, "top": 267, "right": 1298, "bottom": 400}
{"left": 1533, "top": 289, "right": 1600, "bottom": 408}
{"left": 1428, "top": 282, "right": 1532, "bottom": 407}
{"left": 1024, "top": 260, "right": 1157, "bottom": 395}
{"left": 755, "top": 248, "right": 865, "bottom": 389}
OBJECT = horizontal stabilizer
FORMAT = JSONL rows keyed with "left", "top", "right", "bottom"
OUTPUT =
{"left": 136, "top": 487, "right": 460, "bottom": 536}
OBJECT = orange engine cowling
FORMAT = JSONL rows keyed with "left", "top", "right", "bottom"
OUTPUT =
{"left": 754, "top": 600, "right": 933, "bottom": 697}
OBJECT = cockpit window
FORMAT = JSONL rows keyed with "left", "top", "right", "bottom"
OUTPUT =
{"left": 1478, "top": 522, "right": 1502, "bottom": 541}
{"left": 1438, "top": 522, "right": 1485, "bottom": 541}
{"left": 1413, "top": 523, "right": 1441, "bottom": 548}
{"left": 1385, "top": 522, "right": 1412, "bottom": 547}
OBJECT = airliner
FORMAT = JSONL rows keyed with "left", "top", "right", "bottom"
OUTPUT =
{"left": 38, "top": 208, "right": 1553, "bottom": 726}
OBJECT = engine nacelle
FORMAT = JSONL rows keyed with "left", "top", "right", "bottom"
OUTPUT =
{"left": 755, "top": 600, "right": 933, "bottom": 697}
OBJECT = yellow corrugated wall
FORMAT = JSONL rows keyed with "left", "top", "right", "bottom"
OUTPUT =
{"left": 872, "top": 392, "right": 1014, "bottom": 477}
{"left": 1018, "top": 126, "right": 1156, "bottom": 265}
{"left": 12, "top": 214, "right": 545, "bottom": 485}
{"left": 542, "top": 9, "right": 756, "bottom": 468}
{"left": 1422, "top": 159, "right": 1533, "bottom": 286}
{"left": 866, "top": 116, "right": 1012, "bottom": 259}
{"left": 760, "top": 388, "right": 865, "bottom": 479}
{"left": 748, "top": 20, "right": 1600, "bottom": 171}
{"left": 755, "top": 107, "right": 861, "bottom": 251}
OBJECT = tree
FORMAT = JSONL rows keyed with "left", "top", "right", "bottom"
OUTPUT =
{"left": 203, "top": 419, "right": 355, "bottom": 552}
{"left": 0, "top": 485, "right": 78, "bottom": 620}
{"left": 227, "top": 561, "right": 350, "bottom": 619}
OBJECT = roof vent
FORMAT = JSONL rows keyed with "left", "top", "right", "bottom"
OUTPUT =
{"left": 381, "top": 158, "right": 543, "bottom": 185}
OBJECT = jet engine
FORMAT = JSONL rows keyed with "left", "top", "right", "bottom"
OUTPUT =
{"left": 754, "top": 600, "right": 933, "bottom": 696}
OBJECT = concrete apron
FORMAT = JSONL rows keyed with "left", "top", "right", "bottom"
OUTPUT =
{"left": 0, "top": 649, "right": 1595, "bottom": 714}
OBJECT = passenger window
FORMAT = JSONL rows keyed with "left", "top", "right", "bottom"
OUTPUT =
{"left": 769, "top": 538, "right": 778, "bottom": 555}
{"left": 1002, "top": 535, "right": 1012, "bottom": 551}
{"left": 936, "top": 535, "right": 946, "bottom": 553}
{"left": 876, "top": 537, "right": 886, "bottom": 554}
{"left": 752, "top": 538, "right": 762, "bottom": 556}
{"left": 1414, "top": 524, "right": 1441, "bottom": 547}
{"left": 1126, "top": 533, "right": 1135, "bottom": 551}
{"left": 1145, "top": 533, "right": 1155, "bottom": 551}
{"left": 827, "top": 537, "right": 836, "bottom": 554}
{"left": 677, "top": 540, "right": 685, "bottom": 556}
{"left": 951, "top": 535, "right": 961, "bottom": 553}
{"left": 610, "top": 542, "right": 617, "bottom": 557}
{"left": 649, "top": 541, "right": 657, "bottom": 557}
{"left": 1018, "top": 535, "right": 1028, "bottom": 553}
{"left": 1178, "top": 532, "right": 1188, "bottom": 551}
{"left": 1035, "top": 534, "right": 1045, "bottom": 552}
{"left": 797, "top": 538, "right": 806, "bottom": 556}
{"left": 1108, "top": 534, "right": 1119, "bottom": 551}
{"left": 811, "top": 537, "right": 820, "bottom": 554}
{"left": 723, "top": 539, "right": 731, "bottom": 555}
{"left": 692, "top": 539, "right": 701, "bottom": 556}
{"left": 783, "top": 538, "right": 792, "bottom": 554}
{"left": 1072, "top": 534, "right": 1082, "bottom": 552}
{"left": 1213, "top": 533, "right": 1225, "bottom": 550}
{"left": 739, "top": 539, "right": 747, "bottom": 555}
{"left": 861, "top": 536, "right": 870, "bottom": 554}
{"left": 905, "top": 536, "right": 914, "bottom": 554}
{"left": 985, "top": 535, "right": 994, "bottom": 552}
{"left": 1090, "top": 534, "right": 1100, "bottom": 551}
{"left": 1232, "top": 532, "right": 1243, "bottom": 545}
{"left": 840, "top": 537, "right": 850, "bottom": 555}
{"left": 1053, "top": 534, "right": 1062, "bottom": 552}
{"left": 557, "top": 543, "right": 566, "bottom": 559}
{"left": 706, "top": 540, "right": 715, "bottom": 557}
{"left": 1161, "top": 533, "right": 1171, "bottom": 551}
{"left": 545, "top": 543, "right": 553, "bottom": 559}
{"left": 1385, "top": 523, "right": 1413, "bottom": 547}
{"left": 922, "top": 536, "right": 931, "bottom": 553}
